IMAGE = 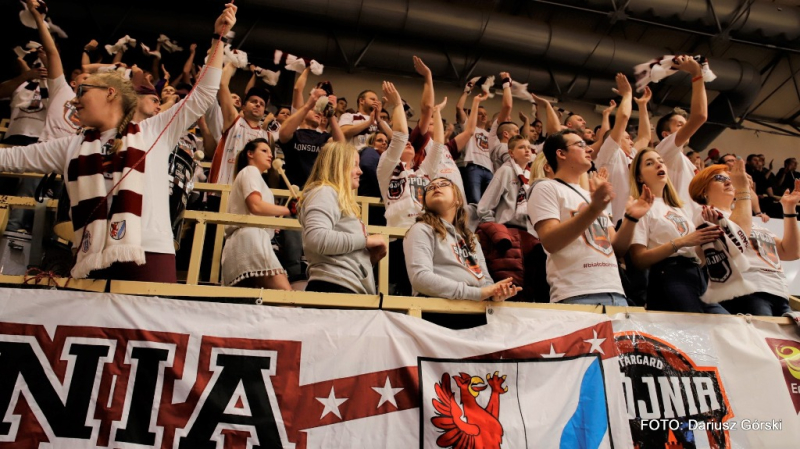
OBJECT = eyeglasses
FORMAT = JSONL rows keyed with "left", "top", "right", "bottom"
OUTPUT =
{"left": 712, "top": 174, "right": 731, "bottom": 183}
{"left": 76, "top": 84, "right": 108, "bottom": 98}
{"left": 425, "top": 180, "right": 452, "bottom": 192}
{"left": 567, "top": 141, "right": 588, "bottom": 149}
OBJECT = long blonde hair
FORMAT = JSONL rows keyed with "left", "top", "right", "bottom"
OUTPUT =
{"left": 530, "top": 152, "right": 552, "bottom": 184}
{"left": 629, "top": 148, "right": 683, "bottom": 208}
{"left": 413, "top": 177, "right": 476, "bottom": 253}
{"left": 85, "top": 72, "right": 138, "bottom": 154}
{"left": 298, "top": 141, "right": 361, "bottom": 217}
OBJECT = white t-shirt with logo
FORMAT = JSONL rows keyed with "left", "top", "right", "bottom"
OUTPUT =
{"left": 40, "top": 75, "right": 81, "bottom": 142}
{"left": 594, "top": 136, "right": 636, "bottom": 224}
{"left": 4, "top": 81, "right": 47, "bottom": 140}
{"left": 744, "top": 223, "right": 789, "bottom": 299}
{"left": 631, "top": 198, "right": 698, "bottom": 260}
{"left": 463, "top": 127, "right": 492, "bottom": 171}
{"left": 209, "top": 116, "right": 269, "bottom": 186}
{"left": 339, "top": 111, "right": 377, "bottom": 151}
{"left": 528, "top": 179, "right": 625, "bottom": 302}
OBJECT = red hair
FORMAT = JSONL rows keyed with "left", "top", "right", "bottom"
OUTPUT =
{"left": 688, "top": 164, "right": 728, "bottom": 204}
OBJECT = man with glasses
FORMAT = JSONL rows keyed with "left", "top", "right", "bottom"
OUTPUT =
{"left": 529, "top": 130, "right": 648, "bottom": 305}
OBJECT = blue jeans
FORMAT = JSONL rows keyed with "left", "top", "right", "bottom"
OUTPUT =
{"left": 561, "top": 293, "right": 629, "bottom": 306}
{"left": 721, "top": 292, "right": 791, "bottom": 317}
{"left": 464, "top": 163, "right": 493, "bottom": 204}
{"left": 647, "top": 257, "right": 729, "bottom": 314}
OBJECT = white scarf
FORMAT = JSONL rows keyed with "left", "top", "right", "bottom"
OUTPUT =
{"left": 67, "top": 125, "right": 147, "bottom": 278}
{"left": 700, "top": 216, "right": 756, "bottom": 304}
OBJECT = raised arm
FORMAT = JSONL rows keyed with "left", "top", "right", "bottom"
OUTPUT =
{"left": 177, "top": 43, "right": 197, "bottom": 85}
{"left": 633, "top": 86, "right": 652, "bottom": 150}
{"left": 245, "top": 69, "right": 257, "bottom": 94}
{"left": 81, "top": 40, "right": 98, "bottom": 69}
{"left": 673, "top": 56, "right": 708, "bottom": 147}
{"left": 279, "top": 88, "right": 325, "bottom": 143}
{"left": 777, "top": 180, "right": 800, "bottom": 261}
{"left": 498, "top": 72, "right": 512, "bottom": 123}
{"left": 455, "top": 90, "right": 468, "bottom": 125}
{"left": 414, "top": 56, "right": 434, "bottom": 133}
{"left": 432, "top": 97, "right": 447, "bottom": 145}
{"left": 328, "top": 104, "right": 345, "bottom": 142}
{"left": 518, "top": 111, "right": 531, "bottom": 139}
{"left": 451, "top": 93, "right": 488, "bottom": 151}
{"left": 27, "top": 0, "right": 62, "bottom": 79}
{"left": 729, "top": 159, "right": 753, "bottom": 238}
{"left": 594, "top": 101, "right": 615, "bottom": 146}
{"left": 531, "top": 93, "right": 561, "bottom": 136}
{"left": 609, "top": 74, "right": 633, "bottom": 145}
{"left": 292, "top": 67, "right": 310, "bottom": 111}
{"left": 218, "top": 62, "right": 239, "bottom": 130}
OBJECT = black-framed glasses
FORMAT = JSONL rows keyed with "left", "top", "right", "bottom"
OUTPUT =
{"left": 567, "top": 141, "right": 588, "bottom": 149}
{"left": 712, "top": 174, "right": 731, "bottom": 183}
{"left": 76, "top": 84, "right": 107, "bottom": 98}
{"left": 425, "top": 179, "right": 453, "bottom": 192}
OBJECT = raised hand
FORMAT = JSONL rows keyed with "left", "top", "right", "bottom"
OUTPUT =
{"left": 589, "top": 170, "right": 615, "bottom": 213}
{"left": 413, "top": 55, "right": 432, "bottom": 79}
{"left": 730, "top": 159, "right": 749, "bottom": 191}
{"left": 434, "top": 97, "right": 448, "bottom": 112}
{"left": 474, "top": 91, "right": 489, "bottom": 103}
{"left": 309, "top": 88, "right": 326, "bottom": 103}
{"left": 672, "top": 55, "right": 703, "bottom": 77}
{"left": 635, "top": 86, "right": 652, "bottom": 106}
{"left": 612, "top": 72, "right": 632, "bottom": 96}
{"left": 85, "top": 39, "right": 99, "bottom": 52}
{"left": 602, "top": 99, "right": 617, "bottom": 116}
{"left": 161, "top": 64, "right": 171, "bottom": 81}
{"left": 780, "top": 179, "right": 800, "bottom": 214}
{"left": 382, "top": 81, "right": 402, "bottom": 108}
{"left": 214, "top": 3, "right": 238, "bottom": 36}
{"left": 189, "top": 43, "right": 197, "bottom": 52}
{"left": 518, "top": 111, "right": 530, "bottom": 124}
{"left": 625, "top": 185, "right": 654, "bottom": 220}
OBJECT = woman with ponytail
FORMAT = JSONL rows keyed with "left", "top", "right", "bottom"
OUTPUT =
{"left": 0, "top": 3, "right": 237, "bottom": 282}
{"left": 221, "top": 138, "right": 291, "bottom": 289}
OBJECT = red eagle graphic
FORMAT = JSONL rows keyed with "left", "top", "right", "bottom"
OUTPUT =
{"left": 431, "top": 372, "right": 508, "bottom": 449}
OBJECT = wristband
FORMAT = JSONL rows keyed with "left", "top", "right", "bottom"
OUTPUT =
{"left": 623, "top": 213, "right": 639, "bottom": 223}
{"left": 784, "top": 213, "right": 798, "bottom": 218}
{"left": 502, "top": 77, "right": 511, "bottom": 89}
{"left": 735, "top": 195, "right": 751, "bottom": 201}
{"left": 212, "top": 33, "right": 231, "bottom": 44}
{"left": 691, "top": 75, "right": 703, "bottom": 83}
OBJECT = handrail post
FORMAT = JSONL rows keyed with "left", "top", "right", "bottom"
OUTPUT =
{"left": 378, "top": 234, "right": 390, "bottom": 296}
{"left": 209, "top": 190, "right": 229, "bottom": 284}
{"left": 186, "top": 220, "right": 207, "bottom": 285}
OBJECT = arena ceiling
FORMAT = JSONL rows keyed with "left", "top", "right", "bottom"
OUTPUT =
{"left": 4, "top": 0, "right": 800, "bottom": 140}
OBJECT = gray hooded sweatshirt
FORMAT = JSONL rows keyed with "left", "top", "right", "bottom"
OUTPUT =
{"left": 404, "top": 217, "right": 493, "bottom": 300}
{"left": 299, "top": 186, "right": 375, "bottom": 294}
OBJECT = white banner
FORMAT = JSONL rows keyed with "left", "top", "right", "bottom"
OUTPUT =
{"left": 0, "top": 288, "right": 632, "bottom": 449}
{"left": 488, "top": 308, "right": 800, "bottom": 448}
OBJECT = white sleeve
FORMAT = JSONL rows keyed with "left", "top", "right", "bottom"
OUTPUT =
{"left": 419, "top": 140, "right": 445, "bottom": 179}
{"left": 655, "top": 133, "right": 697, "bottom": 207}
{"left": 141, "top": 66, "right": 222, "bottom": 156}
{"left": 377, "top": 132, "right": 408, "bottom": 202}
{"left": 203, "top": 100, "right": 224, "bottom": 142}
{"left": 487, "top": 119, "right": 500, "bottom": 152}
{"left": 0, "top": 137, "right": 72, "bottom": 174}
{"left": 240, "top": 166, "right": 265, "bottom": 198}
{"left": 527, "top": 181, "right": 561, "bottom": 232}
{"left": 631, "top": 215, "right": 650, "bottom": 247}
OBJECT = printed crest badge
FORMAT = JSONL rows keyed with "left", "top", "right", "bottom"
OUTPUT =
{"left": 409, "top": 176, "right": 428, "bottom": 206}
{"left": 420, "top": 355, "right": 613, "bottom": 448}
{"left": 573, "top": 205, "right": 613, "bottom": 256}
{"left": 615, "top": 332, "right": 734, "bottom": 448}
{"left": 82, "top": 230, "right": 91, "bottom": 253}
{"left": 388, "top": 179, "right": 405, "bottom": 200}
{"left": 476, "top": 133, "right": 489, "bottom": 151}
{"left": 751, "top": 228, "right": 781, "bottom": 269}
{"left": 64, "top": 100, "right": 81, "bottom": 130}
{"left": 110, "top": 220, "right": 127, "bottom": 240}
{"left": 451, "top": 239, "right": 484, "bottom": 280}
{"left": 765, "top": 338, "right": 800, "bottom": 414}
{"left": 665, "top": 210, "right": 689, "bottom": 236}
{"left": 704, "top": 248, "right": 732, "bottom": 283}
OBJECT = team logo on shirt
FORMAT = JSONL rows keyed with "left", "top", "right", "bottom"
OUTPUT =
{"left": 664, "top": 210, "right": 689, "bottom": 236}
{"left": 750, "top": 228, "right": 781, "bottom": 270}
{"left": 409, "top": 176, "right": 429, "bottom": 205}
{"left": 572, "top": 204, "right": 613, "bottom": 256}
{"left": 63, "top": 99, "right": 82, "bottom": 130}
{"left": 451, "top": 238, "right": 484, "bottom": 280}
{"left": 387, "top": 179, "right": 405, "bottom": 200}
{"left": 475, "top": 133, "right": 489, "bottom": 151}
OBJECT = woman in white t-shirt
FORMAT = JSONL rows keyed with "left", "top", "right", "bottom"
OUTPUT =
{"left": 628, "top": 149, "right": 727, "bottom": 313}
{"left": 221, "top": 138, "right": 291, "bottom": 289}
{"left": 689, "top": 164, "right": 800, "bottom": 316}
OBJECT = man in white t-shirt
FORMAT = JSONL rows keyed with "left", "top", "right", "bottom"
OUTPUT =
{"left": 339, "top": 89, "right": 391, "bottom": 151}
{"left": 529, "top": 129, "right": 650, "bottom": 305}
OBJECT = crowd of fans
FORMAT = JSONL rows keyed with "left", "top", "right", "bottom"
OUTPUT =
{"left": 1, "top": 1, "right": 798, "bottom": 318}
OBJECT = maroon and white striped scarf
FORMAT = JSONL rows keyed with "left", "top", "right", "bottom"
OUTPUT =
{"left": 67, "top": 123, "right": 146, "bottom": 278}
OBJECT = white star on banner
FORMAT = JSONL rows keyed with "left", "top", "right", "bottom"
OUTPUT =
{"left": 584, "top": 330, "right": 606, "bottom": 355}
{"left": 316, "top": 386, "right": 348, "bottom": 420}
{"left": 541, "top": 343, "right": 566, "bottom": 358}
{"left": 371, "top": 377, "right": 404, "bottom": 409}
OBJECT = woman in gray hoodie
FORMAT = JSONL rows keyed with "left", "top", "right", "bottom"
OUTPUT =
{"left": 298, "top": 141, "right": 388, "bottom": 294}
{"left": 404, "top": 175, "right": 522, "bottom": 301}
